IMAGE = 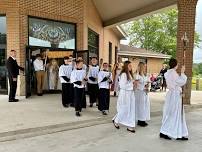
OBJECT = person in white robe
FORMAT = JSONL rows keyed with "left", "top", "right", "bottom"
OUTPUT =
{"left": 48, "top": 59, "right": 59, "bottom": 90}
{"left": 113, "top": 63, "right": 122, "bottom": 96}
{"left": 160, "top": 58, "right": 188, "bottom": 140}
{"left": 134, "top": 62, "right": 150, "bottom": 127}
{"left": 112, "top": 61, "right": 136, "bottom": 133}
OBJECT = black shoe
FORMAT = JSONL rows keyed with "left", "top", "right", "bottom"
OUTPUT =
{"left": 14, "top": 99, "right": 19, "bottom": 102}
{"left": 37, "top": 93, "right": 42, "bottom": 96}
{"left": 96, "top": 103, "right": 99, "bottom": 106}
{"left": 70, "top": 103, "right": 74, "bottom": 107}
{"left": 137, "top": 120, "right": 148, "bottom": 127}
{"left": 114, "top": 92, "right": 116, "bottom": 96}
{"left": 176, "top": 137, "right": 188, "bottom": 141}
{"left": 75, "top": 112, "right": 81, "bottom": 117}
{"left": 89, "top": 104, "right": 93, "bottom": 107}
{"left": 63, "top": 104, "right": 69, "bottom": 108}
{"left": 102, "top": 111, "right": 107, "bottom": 115}
{"left": 112, "top": 120, "right": 120, "bottom": 129}
{"left": 127, "top": 128, "right": 136, "bottom": 133}
{"left": 8, "top": 99, "right": 18, "bottom": 102}
{"left": 159, "top": 133, "right": 171, "bottom": 140}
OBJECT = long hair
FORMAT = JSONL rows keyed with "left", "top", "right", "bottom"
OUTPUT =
{"left": 120, "top": 61, "right": 133, "bottom": 80}
{"left": 137, "top": 62, "right": 146, "bottom": 76}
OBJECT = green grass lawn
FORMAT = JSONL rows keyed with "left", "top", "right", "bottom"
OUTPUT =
{"left": 192, "top": 77, "right": 202, "bottom": 91}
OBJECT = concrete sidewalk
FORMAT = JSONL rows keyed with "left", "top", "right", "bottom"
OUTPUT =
{"left": 0, "top": 91, "right": 202, "bottom": 142}
{"left": 1, "top": 107, "right": 202, "bottom": 152}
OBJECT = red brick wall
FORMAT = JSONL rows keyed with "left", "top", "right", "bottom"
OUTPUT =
{"left": 177, "top": 0, "right": 198, "bottom": 104}
{"left": 0, "top": 0, "right": 86, "bottom": 95}
{"left": 0, "top": 0, "right": 122, "bottom": 95}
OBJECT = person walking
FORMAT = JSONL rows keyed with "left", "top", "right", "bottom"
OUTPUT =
{"left": 160, "top": 58, "right": 188, "bottom": 140}
{"left": 59, "top": 56, "right": 73, "bottom": 107}
{"left": 112, "top": 61, "right": 136, "bottom": 133}
{"left": 134, "top": 62, "right": 150, "bottom": 127}
{"left": 98, "top": 63, "right": 112, "bottom": 115}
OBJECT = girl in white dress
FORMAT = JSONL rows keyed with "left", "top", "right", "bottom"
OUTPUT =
{"left": 112, "top": 61, "right": 136, "bottom": 133}
{"left": 134, "top": 62, "right": 150, "bottom": 127}
{"left": 160, "top": 58, "right": 188, "bottom": 140}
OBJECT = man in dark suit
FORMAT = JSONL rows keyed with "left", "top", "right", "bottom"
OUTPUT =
{"left": 6, "top": 50, "right": 24, "bottom": 102}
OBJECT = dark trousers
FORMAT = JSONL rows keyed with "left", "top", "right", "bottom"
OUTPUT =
{"left": 98, "top": 88, "right": 110, "bottom": 111}
{"left": 74, "top": 88, "right": 86, "bottom": 112}
{"left": 62, "top": 83, "right": 73, "bottom": 106}
{"left": 8, "top": 76, "right": 17, "bottom": 100}
{"left": 88, "top": 83, "right": 99, "bottom": 104}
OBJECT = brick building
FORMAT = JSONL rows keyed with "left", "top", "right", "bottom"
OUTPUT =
{"left": 0, "top": 0, "right": 126, "bottom": 97}
{"left": 0, "top": 0, "right": 199, "bottom": 104}
{"left": 118, "top": 45, "right": 170, "bottom": 74}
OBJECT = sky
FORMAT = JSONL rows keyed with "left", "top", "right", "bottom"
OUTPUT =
{"left": 121, "top": 0, "right": 202, "bottom": 63}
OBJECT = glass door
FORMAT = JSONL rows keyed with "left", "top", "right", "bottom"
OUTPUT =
{"left": 0, "top": 16, "right": 7, "bottom": 94}
{"left": 75, "top": 50, "right": 89, "bottom": 65}
{"left": 25, "top": 48, "right": 32, "bottom": 98}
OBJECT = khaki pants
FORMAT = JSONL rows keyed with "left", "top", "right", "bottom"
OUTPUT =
{"left": 36, "top": 71, "right": 45, "bottom": 94}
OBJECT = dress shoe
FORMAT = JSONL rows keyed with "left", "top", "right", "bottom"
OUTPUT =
{"left": 159, "top": 133, "right": 171, "bottom": 140}
{"left": 176, "top": 137, "right": 188, "bottom": 141}
{"left": 102, "top": 110, "right": 107, "bottom": 115}
{"left": 8, "top": 99, "right": 18, "bottom": 102}
{"left": 37, "top": 93, "right": 42, "bottom": 96}
{"left": 63, "top": 104, "right": 69, "bottom": 108}
{"left": 137, "top": 120, "right": 148, "bottom": 127}
{"left": 75, "top": 111, "right": 81, "bottom": 117}
{"left": 70, "top": 103, "right": 74, "bottom": 107}
{"left": 89, "top": 104, "right": 93, "bottom": 107}
{"left": 14, "top": 99, "right": 19, "bottom": 102}
{"left": 127, "top": 128, "right": 136, "bottom": 133}
{"left": 112, "top": 120, "right": 120, "bottom": 129}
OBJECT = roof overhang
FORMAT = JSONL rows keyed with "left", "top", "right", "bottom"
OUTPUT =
{"left": 93, "top": 0, "right": 177, "bottom": 27}
{"left": 118, "top": 51, "right": 171, "bottom": 59}
{"left": 112, "top": 26, "right": 128, "bottom": 40}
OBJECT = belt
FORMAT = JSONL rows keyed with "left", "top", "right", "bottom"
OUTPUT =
{"left": 36, "top": 70, "right": 44, "bottom": 72}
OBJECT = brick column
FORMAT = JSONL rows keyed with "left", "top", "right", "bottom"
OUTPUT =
{"left": 176, "top": 0, "right": 198, "bottom": 104}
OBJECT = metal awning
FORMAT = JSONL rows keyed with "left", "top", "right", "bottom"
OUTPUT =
{"left": 92, "top": 0, "right": 177, "bottom": 27}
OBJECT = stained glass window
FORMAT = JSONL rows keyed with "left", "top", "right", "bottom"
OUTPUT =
{"left": 29, "top": 17, "right": 76, "bottom": 49}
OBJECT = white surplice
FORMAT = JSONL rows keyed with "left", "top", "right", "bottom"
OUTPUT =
{"left": 134, "top": 74, "right": 150, "bottom": 121}
{"left": 112, "top": 73, "right": 136, "bottom": 128}
{"left": 160, "top": 69, "right": 188, "bottom": 139}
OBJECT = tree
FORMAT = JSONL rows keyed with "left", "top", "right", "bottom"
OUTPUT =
{"left": 122, "top": 9, "right": 201, "bottom": 58}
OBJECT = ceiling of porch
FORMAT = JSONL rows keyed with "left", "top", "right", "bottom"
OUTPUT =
{"left": 92, "top": 0, "right": 177, "bottom": 27}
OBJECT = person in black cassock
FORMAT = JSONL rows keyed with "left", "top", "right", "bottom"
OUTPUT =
{"left": 6, "top": 50, "right": 24, "bottom": 102}
{"left": 87, "top": 57, "right": 99, "bottom": 107}
{"left": 59, "top": 56, "right": 74, "bottom": 107}
{"left": 98, "top": 63, "right": 113, "bottom": 115}
{"left": 70, "top": 59, "right": 87, "bottom": 117}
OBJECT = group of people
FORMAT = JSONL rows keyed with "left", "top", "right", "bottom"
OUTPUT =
{"left": 59, "top": 56, "right": 112, "bottom": 117}
{"left": 112, "top": 59, "right": 188, "bottom": 141}
{"left": 6, "top": 49, "right": 189, "bottom": 141}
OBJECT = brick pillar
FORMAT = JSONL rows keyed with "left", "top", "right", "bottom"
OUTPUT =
{"left": 176, "top": 0, "right": 198, "bottom": 104}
